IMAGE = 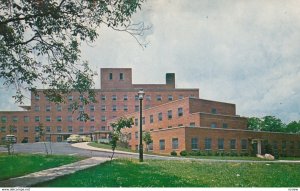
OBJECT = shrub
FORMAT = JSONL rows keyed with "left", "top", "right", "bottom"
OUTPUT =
{"left": 170, "top": 150, "right": 177, "bottom": 156}
{"left": 180, "top": 150, "right": 188, "bottom": 156}
{"left": 230, "top": 151, "right": 238, "bottom": 157}
{"left": 206, "top": 150, "right": 212, "bottom": 156}
{"left": 189, "top": 150, "right": 201, "bottom": 156}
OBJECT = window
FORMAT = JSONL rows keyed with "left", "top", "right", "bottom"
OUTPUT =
{"left": 123, "top": 95, "right": 128, "bottom": 101}
{"left": 282, "top": 141, "right": 287, "bottom": 150}
{"left": 68, "top": 104, "right": 72, "bottom": 112}
{"left": 172, "top": 138, "right": 178, "bottom": 149}
{"left": 191, "top": 138, "right": 198, "bottom": 150}
{"left": 120, "top": 73, "right": 124, "bottom": 80}
{"left": 112, "top": 105, "right": 117, "bottom": 112}
{"left": 135, "top": 105, "right": 139, "bottom": 112}
{"left": 79, "top": 95, "right": 84, "bottom": 101}
{"left": 148, "top": 141, "right": 153, "bottom": 151}
{"left": 101, "top": 116, "right": 106, "bottom": 122}
{"left": 45, "top": 96, "right": 50, "bottom": 101}
{"left": 57, "top": 105, "right": 62, "bottom": 111}
{"left": 101, "top": 105, "right": 106, "bottom": 112}
{"left": 230, "top": 139, "right": 236, "bottom": 150}
{"left": 101, "top": 95, "right": 106, "bottom": 101}
{"left": 190, "top": 95, "right": 196, "bottom": 98}
{"left": 79, "top": 105, "right": 84, "bottom": 112}
{"left": 218, "top": 138, "right": 224, "bottom": 150}
{"left": 241, "top": 139, "right": 248, "bottom": 150}
{"left": 12, "top": 126, "right": 17, "bottom": 133}
{"left": 23, "top": 137, "right": 29, "bottom": 143}
{"left": 12, "top": 116, "right": 18, "bottom": 122}
{"left": 128, "top": 133, "right": 132, "bottom": 140}
{"left": 101, "top": 126, "right": 106, "bottom": 131}
{"left": 79, "top": 126, "right": 84, "bottom": 133}
{"left": 178, "top": 124, "right": 183, "bottom": 127}
{"left": 145, "top": 105, "right": 151, "bottom": 109}
{"left": 35, "top": 126, "right": 40, "bottom": 132}
{"left": 46, "top": 136, "right": 51, "bottom": 142}
{"left": 135, "top": 118, "right": 138, "bottom": 126}
{"left": 57, "top": 135, "right": 62, "bottom": 142}
{"left": 46, "top": 126, "right": 51, "bottom": 133}
{"left": 1, "top": 116, "right": 7, "bottom": 123}
{"left": 35, "top": 116, "right": 40, "bottom": 122}
{"left": 135, "top": 95, "right": 139, "bottom": 101}
{"left": 135, "top": 145, "right": 139, "bottom": 151}
{"left": 167, "top": 110, "right": 172, "bottom": 119}
{"left": 35, "top": 136, "right": 40, "bottom": 142}
{"left": 112, "top": 95, "right": 117, "bottom": 101}
{"left": 56, "top": 116, "right": 62, "bottom": 122}
{"left": 222, "top": 123, "right": 228, "bottom": 128}
{"left": 23, "top": 126, "right": 29, "bottom": 133}
{"left": 146, "top": 95, "right": 151, "bottom": 101}
{"left": 190, "top": 122, "right": 196, "bottom": 127}
{"left": 57, "top": 126, "right": 62, "bottom": 132}
{"left": 90, "top": 105, "right": 95, "bottom": 112}
{"left": 158, "top": 112, "right": 163, "bottom": 121}
{"left": 142, "top": 117, "right": 145, "bottom": 125}
{"left": 168, "top": 95, "right": 173, "bottom": 101}
{"left": 211, "top": 108, "right": 217, "bottom": 114}
{"left": 109, "top": 73, "right": 113, "bottom": 80}
{"left": 67, "top": 116, "right": 72, "bottom": 122}
{"left": 150, "top": 115, "right": 154, "bottom": 123}
{"left": 273, "top": 141, "right": 278, "bottom": 150}
{"left": 0, "top": 126, "right": 6, "bottom": 132}
{"left": 179, "top": 95, "right": 183, "bottom": 100}
{"left": 90, "top": 126, "right": 95, "bottom": 132}
{"left": 90, "top": 116, "right": 95, "bottom": 122}
{"left": 68, "top": 95, "right": 73, "bottom": 101}
{"left": 211, "top": 123, "right": 217, "bottom": 128}
{"left": 135, "top": 131, "right": 138, "bottom": 139}
{"left": 35, "top": 106, "right": 40, "bottom": 112}
{"left": 178, "top": 107, "right": 183, "bottom": 117}
{"left": 156, "top": 95, "right": 162, "bottom": 101}
{"left": 159, "top": 140, "right": 165, "bottom": 150}
{"left": 168, "top": 125, "right": 172, "bottom": 128}
{"left": 24, "top": 116, "right": 29, "bottom": 122}
{"left": 124, "top": 105, "right": 128, "bottom": 112}
{"left": 46, "top": 116, "right": 51, "bottom": 122}
{"left": 205, "top": 138, "right": 212, "bottom": 150}
{"left": 35, "top": 94, "right": 40, "bottom": 100}
{"left": 68, "top": 126, "right": 73, "bottom": 133}
{"left": 46, "top": 105, "right": 51, "bottom": 112}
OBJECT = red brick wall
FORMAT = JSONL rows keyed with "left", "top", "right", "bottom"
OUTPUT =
{"left": 101, "top": 68, "right": 133, "bottom": 89}
{"left": 199, "top": 113, "right": 247, "bottom": 130}
{"left": 189, "top": 98, "right": 236, "bottom": 115}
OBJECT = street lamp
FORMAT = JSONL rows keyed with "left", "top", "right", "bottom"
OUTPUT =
{"left": 138, "top": 89, "right": 145, "bottom": 162}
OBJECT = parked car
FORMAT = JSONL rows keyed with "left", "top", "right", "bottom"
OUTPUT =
{"left": 80, "top": 135, "right": 91, "bottom": 142}
{"left": 5, "top": 135, "right": 17, "bottom": 143}
{"left": 67, "top": 134, "right": 82, "bottom": 143}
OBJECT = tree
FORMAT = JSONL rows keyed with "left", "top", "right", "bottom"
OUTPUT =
{"left": 261, "top": 116, "right": 285, "bottom": 132}
{"left": 142, "top": 131, "right": 152, "bottom": 152}
{"left": 247, "top": 117, "right": 263, "bottom": 131}
{"left": 5, "top": 125, "right": 16, "bottom": 155}
{"left": 109, "top": 117, "right": 134, "bottom": 162}
{"left": 36, "top": 123, "right": 52, "bottom": 155}
{"left": 285, "top": 121, "right": 300, "bottom": 134}
{"left": 0, "top": 0, "right": 148, "bottom": 112}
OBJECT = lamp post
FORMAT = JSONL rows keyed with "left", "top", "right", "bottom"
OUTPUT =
{"left": 138, "top": 89, "right": 145, "bottom": 162}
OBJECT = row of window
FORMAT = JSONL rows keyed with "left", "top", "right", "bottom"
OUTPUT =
{"left": 133, "top": 108, "right": 184, "bottom": 126}
{"left": 0, "top": 125, "right": 109, "bottom": 133}
{"left": 34, "top": 94, "right": 196, "bottom": 102}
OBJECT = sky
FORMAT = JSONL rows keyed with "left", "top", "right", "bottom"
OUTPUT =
{"left": 1, "top": 0, "right": 300, "bottom": 123}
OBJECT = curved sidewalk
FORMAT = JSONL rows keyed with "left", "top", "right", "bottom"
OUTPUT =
{"left": 0, "top": 157, "right": 109, "bottom": 187}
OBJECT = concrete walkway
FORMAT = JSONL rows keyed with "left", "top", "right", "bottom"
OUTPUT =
{"left": 0, "top": 157, "right": 109, "bottom": 187}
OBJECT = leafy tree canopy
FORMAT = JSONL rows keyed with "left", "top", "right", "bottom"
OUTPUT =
{"left": 0, "top": 0, "right": 146, "bottom": 105}
{"left": 247, "top": 116, "right": 300, "bottom": 133}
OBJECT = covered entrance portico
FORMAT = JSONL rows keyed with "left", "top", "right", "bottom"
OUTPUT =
{"left": 251, "top": 138, "right": 263, "bottom": 155}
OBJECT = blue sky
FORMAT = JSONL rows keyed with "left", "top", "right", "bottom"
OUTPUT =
{"left": 1, "top": 0, "right": 300, "bottom": 123}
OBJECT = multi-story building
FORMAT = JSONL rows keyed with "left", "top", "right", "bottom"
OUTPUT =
{"left": 1, "top": 68, "right": 299, "bottom": 156}
{"left": 0, "top": 68, "right": 199, "bottom": 143}
{"left": 109, "top": 98, "right": 300, "bottom": 156}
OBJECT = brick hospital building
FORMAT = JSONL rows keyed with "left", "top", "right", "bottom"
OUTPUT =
{"left": 1, "top": 68, "right": 300, "bottom": 156}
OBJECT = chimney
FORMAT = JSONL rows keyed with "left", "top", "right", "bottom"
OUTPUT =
{"left": 166, "top": 73, "right": 175, "bottom": 88}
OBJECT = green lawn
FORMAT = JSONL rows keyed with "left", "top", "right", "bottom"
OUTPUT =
{"left": 0, "top": 153, "right": 85, "bottom": 181}
{"left": 88, "top": 142, "right": 136, "bottom": 153}
{"left": 36, "top": 158, "right": 300, "bottom": 187}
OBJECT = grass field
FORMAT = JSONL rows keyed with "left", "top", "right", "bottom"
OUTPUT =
{"left": 0, "top": 153, "right": 85, "bottom": 181}
{"left": 36, "top": 158, "right": 300, "bottom": 187}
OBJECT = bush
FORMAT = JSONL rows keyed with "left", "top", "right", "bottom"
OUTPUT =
{"left": 189, "top": 150, "right": 201, "bottom": 156}
{"left": 180, "top": 150, "right": 188, "bottom": 156}
{"left": 230, "top": 151, "right": 238, "bottom": 157}
{"left": 170, "top": 151, "right": 177, "bottom": 156}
